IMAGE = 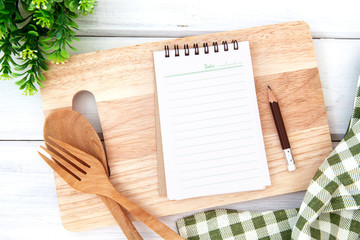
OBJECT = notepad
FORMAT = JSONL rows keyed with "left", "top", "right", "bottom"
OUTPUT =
{"left": 153, "top": 41, "right": 270, "bottom": 200}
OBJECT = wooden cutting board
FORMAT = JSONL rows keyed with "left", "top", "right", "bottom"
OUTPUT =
{"left": 40, "top": 21, "right": 333, "bottom": 231}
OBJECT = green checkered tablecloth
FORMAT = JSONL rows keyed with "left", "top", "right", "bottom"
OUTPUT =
{"left": 176, "top": 78, "right": 360, "bottom": 239}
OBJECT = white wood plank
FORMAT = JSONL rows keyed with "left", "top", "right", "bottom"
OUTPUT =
{"left": 0, "top": 81, "right": 45, "bottom": 140}
{"left": 1, "top": 37, "right": 359, "bottom": 140}
{"left": 74, "top": 0, "right": 360, "bottom": 38}
{"left": 0, "top": 141, "right": 305, "bottom": 239}
{"left": 314, "top": 39, "right": 360, "bottom": 140}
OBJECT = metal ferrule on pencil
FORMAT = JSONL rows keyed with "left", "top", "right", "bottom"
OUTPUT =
{"left": 284, "top": 148, "right": 296, "bottom": 172}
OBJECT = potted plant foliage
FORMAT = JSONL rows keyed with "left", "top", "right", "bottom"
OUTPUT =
{"left": 0, "top": 0, "right": 96, "bottom": 95}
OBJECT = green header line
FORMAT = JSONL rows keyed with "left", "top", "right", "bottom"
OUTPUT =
{"left": 165, "top": 65, "right": 243, "bottom": 78}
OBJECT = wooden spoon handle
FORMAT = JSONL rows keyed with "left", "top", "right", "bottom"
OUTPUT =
{"left": 100, "top": 195, "right": 143, "bottom": 240}
{"left": 108, "top": 188, "right": 183, "bottom": 240}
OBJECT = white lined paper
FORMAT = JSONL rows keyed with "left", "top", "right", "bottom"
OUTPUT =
{"left": 153, "top": 41, "right": 270, "bottom": 200}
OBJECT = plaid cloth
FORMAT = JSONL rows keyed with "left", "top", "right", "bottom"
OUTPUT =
{"left": 176, "top": 78, "right": 360, "bottom": 240}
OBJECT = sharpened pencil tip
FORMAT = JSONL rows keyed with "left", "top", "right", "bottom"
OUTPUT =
{"left": 267, "top": 85, "right": 277, "bottom": 102}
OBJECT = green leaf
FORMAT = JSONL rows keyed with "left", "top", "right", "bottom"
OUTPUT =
{"left": 8, "top": 57, "right": 19, "bottom": 66}
{"left": 9, "top": 36, "right": 22, "bottom": 44}
{"left": 42, "top": 44, "right": 53, "bottom": 51}
{"left": 65, "top": 38, "right": 72, "bottom": 44}
{"left": 47, "top": 53, "right": 57, "bottom": 61}
{"left": 64, "top": 0, "right": 70, "bottom": 8}
{"left": 11, "top": 72, "right": 24, "bottom": 78}
{"left": 68, "top": 12, "right": 79, "bottom": 19}
{"left": 53, "top": 41, "right": 61, "bottom": 50}
{"left": 66, "top": 43, "right": 77, "bottom": 51}
{"left": 42, "top": 36, "right": 53, "bottom": 41}
{"left": 36, "top": 71, "right": 46, "bottom": 81}
{"left": 40, "top": 62, "right": 49, "bottom": 71}
{"left": 55, "top": 13, "right": 64, "bottom": 25}
{"left": 12, "top": 45, "right": 21, "bottom": 51}
{"left": 19, "top": 84, "right": 26, "bottom": 90}
{"left": 28, "top": 31, "right": 39, "bottom": 37}
{"left": 56, "top": 30, "right": 63, "bottom": 40}
{"left": 15, "top": 77, "right": 28, "bottom": 86}
{"left": 0, "top": 0, "right": 5, "bottom": 10}
{"left": 66, "top": 28, "right": 76, "bottom": 36}
{"left": 36, "top": 54, "right": 46, "bottom": 61}
{"left": 29, "top": 24, "right": 37, "bottom": 31}
{"left": 36, "top": 78, "right": 45, "bottom": 87}
{"left": 29, "top": 82, "right": 38, "bottom": 92}
{"left": 29, "top": 74, "right": 35, "bottom": 83}
{"left": 14, "top": 65, "right": 28, "bottom": 71}
{"left": 0, "top": 9, "right": 10, "bottom": 14}
{"left": 68, "top": 1, "right": 78, "bottom": 12}
{"left": 60, "top": 48, "right": 70, "bottom": 58}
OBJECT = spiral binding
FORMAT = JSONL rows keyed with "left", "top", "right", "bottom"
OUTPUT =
{"left": 164, "top": 40, "right": 239, "bottom": 57}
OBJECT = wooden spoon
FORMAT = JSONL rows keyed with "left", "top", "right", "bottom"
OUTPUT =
{"left": 43, "top": 109, "right": 142, "bottom": 239}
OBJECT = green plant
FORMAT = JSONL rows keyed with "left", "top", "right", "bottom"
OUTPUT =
{"left": 0, "top": 0, "right": 97, "bottom": 95}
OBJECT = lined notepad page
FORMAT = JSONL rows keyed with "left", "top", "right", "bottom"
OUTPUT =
{"left": 153, "top": 41, "right": 270, "bottom": 200}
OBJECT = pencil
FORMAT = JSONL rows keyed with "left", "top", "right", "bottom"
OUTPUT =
{"left": 267, "top": 85, "right": 296, "bottom": 172}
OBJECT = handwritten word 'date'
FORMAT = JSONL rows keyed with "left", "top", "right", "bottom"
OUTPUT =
{"left": 204, "top": 64, "right": 215, "bottom": 69}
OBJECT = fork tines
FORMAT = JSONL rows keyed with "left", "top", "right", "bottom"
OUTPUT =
{"left": 38, "top": 137, "right": 92, "bottom": 182}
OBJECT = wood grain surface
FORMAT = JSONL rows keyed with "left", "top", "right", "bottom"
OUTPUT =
{"left": 43, "top": 110, "right": 142, "bottom": 239}
{"left": 40, "top": 21, "right": 333, "bottom": 231}
{"left": 41, "top": 136, "right": 183, "bottom": 239}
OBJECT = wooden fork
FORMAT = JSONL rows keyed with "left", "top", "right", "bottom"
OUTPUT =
{"left": 38, "top": 137, "right": 183, "bottom": 240}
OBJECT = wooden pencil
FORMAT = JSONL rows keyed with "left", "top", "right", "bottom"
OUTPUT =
{"left": 268, "top": 85, "right": 296, "bottom": 172}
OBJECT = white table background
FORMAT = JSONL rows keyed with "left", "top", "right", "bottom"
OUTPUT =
{"left": 1, "top": 0, "right": 360, "bottom": 239}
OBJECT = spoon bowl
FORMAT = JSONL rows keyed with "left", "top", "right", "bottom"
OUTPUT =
{"left": 43, "top": 109, "right": 142, "bottom": 239}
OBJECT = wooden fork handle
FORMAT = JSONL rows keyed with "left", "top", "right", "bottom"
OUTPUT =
{"left": 100, "top": 195, "right": 143, "bottom": 240}
{"left": 108, "top": 189, "right": 183, "bottom": 240}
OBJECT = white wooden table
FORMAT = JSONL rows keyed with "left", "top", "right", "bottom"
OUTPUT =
{"left": 1, "top": 1, "right": 360, "bottom": 239}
